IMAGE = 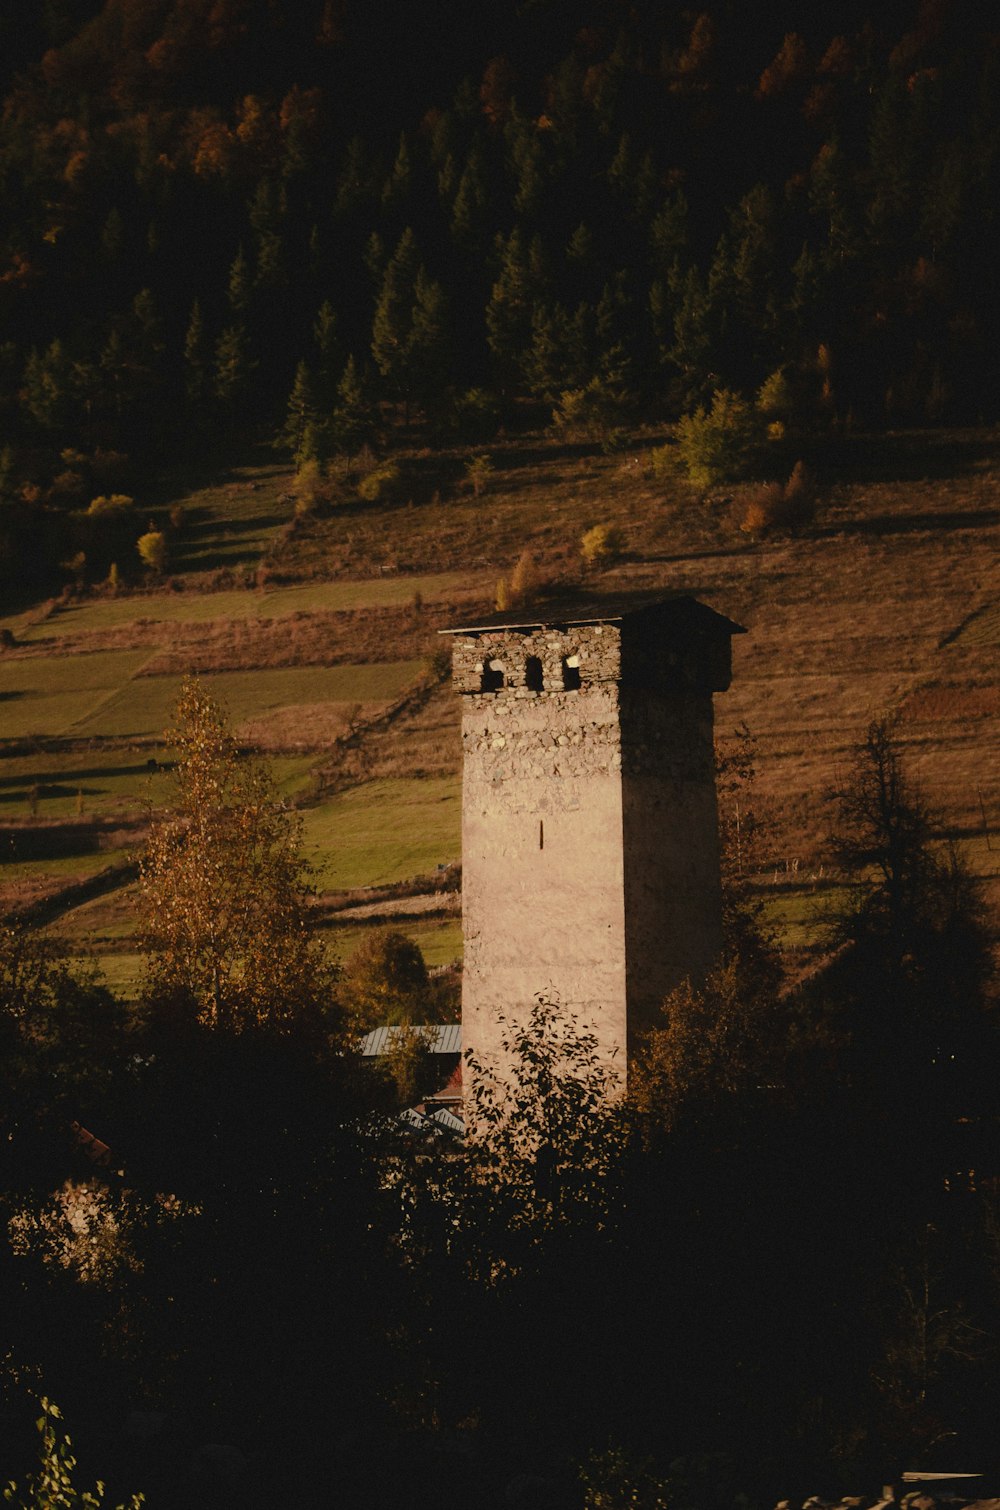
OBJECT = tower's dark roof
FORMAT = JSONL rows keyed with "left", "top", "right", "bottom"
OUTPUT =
{"left": 439, "top": 591, "right": 746, "bottom": 637}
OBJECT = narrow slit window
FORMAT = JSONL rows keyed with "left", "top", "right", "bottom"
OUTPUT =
{"left": 562, "top": 654, "right": 581, "bottom": 691}
{"left": 539, "top": 819, "right": 544, "bottom": 850}
{"left": 525, "top": 655, "right": 544, "bottom": 691}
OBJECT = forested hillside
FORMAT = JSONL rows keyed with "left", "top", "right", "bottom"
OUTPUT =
{"left": 2, "top": 0, "right": 999, "bottom": 597}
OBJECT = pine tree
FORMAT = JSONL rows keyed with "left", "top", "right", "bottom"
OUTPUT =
{"left": 450, "top": 139, "right": 489, "bottom": 247}
{"left": 214, "top": 324, "right": 255, "bottom": 412}
{"left": 313, "top": 299, "right": 343, "bottom": 403}
{"left": 331, "top": 355, "right": 377, "bottom": 455}
{"left": 227, "top": 245, "right": 253, "bottom": 318}
{"left": 371, "top": 227, "right": 422, "bottom": 411}
{"left": 279, "top": 360, "right": 318, "bottom": 455}
{"left": 382, "top": 131, "right": 412, "bottom": 210}
{"left": 408, "top": 269, "right": 451, "bottom": 416}
{"left": 486, "top": 228, "right": 546, "bottom": 394}
{"left": 21, "top": 340, "right": 73, "bottom": 431}
{"left": 184, "top": 300, "right": 209, "bottom": 409}
{"left": 506, "top": 108, "right": 545, "bottom": 216}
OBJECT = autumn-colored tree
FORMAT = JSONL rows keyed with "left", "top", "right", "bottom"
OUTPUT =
{"left": 136, "top": 527, "right": 167, "bottom": 573}
{"left": 137, "top": 679, "right": 337, "bottom": 1033}
{"left": 4, "top": 1398, "right": 144, "bottom": 1510}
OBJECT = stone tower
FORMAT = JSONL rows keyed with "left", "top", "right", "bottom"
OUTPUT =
{"left": 442, "top": 594, "right": 744, "bottom": 1088}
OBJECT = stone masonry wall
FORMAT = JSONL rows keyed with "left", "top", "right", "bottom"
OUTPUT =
{"left": 457, "top": 625, "right": 630, "bottom": 1089}
{"left": 450, "top": 622, "right": 621, "bottom": 696}
{"left": 453, "top": 614, "right": 727, "bottom": 1093}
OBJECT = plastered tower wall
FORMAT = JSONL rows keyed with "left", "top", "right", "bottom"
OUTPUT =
{"left": 446, "top": 597, "right": 741, "bottom": 1093}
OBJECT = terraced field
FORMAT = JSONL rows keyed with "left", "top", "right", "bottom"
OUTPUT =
{"left": 2, "top": 427, "right": 999, "bottom": 992}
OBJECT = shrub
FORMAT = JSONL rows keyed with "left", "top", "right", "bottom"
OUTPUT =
{"left": 783, "top": 458, "right": 816, "bottom": 517}
{"left": 357, "top": 460, "right": 401, "bottom": 503}
{"left": 451, "top": 386, "right": 502, "bottom": 440}
{"left": 494, "top": 576, "right": 510, "bottom": 611}
{"left": 87, "top": 492, "right": 133, "bottom": 514}
{"left": 675, "top": 388, "right": 760, "bottom": 488}
{"left": 757, "top": 366, "right": 795, "bottom": 421}
{"left": 647, "top": 443, "right": 675, "bottom": 479}
{"left": 464, "top": 453, "right": 494, "bottom": 497}
{"left": 291, "top": 459, "right": 329, "bottom": 515}
{"left": 580, "top": 522, "right": 625, "bottom": 566}
{"left": 738, "top": 460, "right": 817, "bottom": 538}
{"left": 136, "top": 528, "right": 167, "bottom": 573}
{"left": 551, "top": 374, "right": 630, "bottom": 452}
{"left": 509, "top": 547, "right": 534, "bottom": 606}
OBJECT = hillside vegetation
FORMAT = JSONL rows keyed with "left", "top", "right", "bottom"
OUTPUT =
{"left": 2, "top": 0, "right": 1000, "bottom": 596}
{"left": 0, "top": 0, "right": 997, "bottom": 976}
{"left": 1, "top": 421, "right": 997, "bottom": 986}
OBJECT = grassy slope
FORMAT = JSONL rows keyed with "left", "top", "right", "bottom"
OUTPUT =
{"left": 2, "top": 429, "right": 998, "bottom": 984}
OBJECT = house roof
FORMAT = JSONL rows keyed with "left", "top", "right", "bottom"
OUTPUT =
{"left": 360, "top": 1023, "right": 461, "bottom": 1057}
{"left": 439, "top": 591, "right": 746, "bottom": 638}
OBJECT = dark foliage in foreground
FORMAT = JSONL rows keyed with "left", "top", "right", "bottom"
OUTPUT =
{"left": 0, "top": 719, "right": 997, "bottom": 1507}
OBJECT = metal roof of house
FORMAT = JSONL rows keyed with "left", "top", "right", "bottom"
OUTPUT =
{"left": 397, "top": 1105, "right": 465, "bottom": 1139}
{"left": 439, "top": 591, "right": 746, "bottom": 638}
{"left": 360, "top": 1023, "right": 462, "bottom": 1057}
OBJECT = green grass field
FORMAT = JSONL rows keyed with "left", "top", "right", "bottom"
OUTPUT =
{"left": 0, "top": 650, "right": 155, "bottom": 738}
{"left": 329, "top": 916, "right": 463, "bottom": 968}
{"left": 0, "top": 572, "right": 468, "bottom": 642}
{"left": 302, "top": 776, "right": 461, "bottom": 890}
{"left": 70, "top": 914, "right": 462, "bottom": 1002}
{"left": 0, "top": 749, "right": 317, "bottom": 819}
{"left": 1, "top": 657, "right": 425, "bottom": 742}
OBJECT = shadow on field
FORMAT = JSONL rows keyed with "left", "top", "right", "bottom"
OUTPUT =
{"left": 0, "top": 760, "right": 175, "bottom": 798}
{"left": 1, "top": 820, "right": 106, "bottom": 860}
{"left": 821, "top": 428, "right": 1000, "bottom": 484}
{"left": 819, "top": 506, "right": 1000, "bottom": 539}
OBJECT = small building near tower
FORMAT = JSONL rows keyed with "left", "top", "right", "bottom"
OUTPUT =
{"left": 440, "top": 594, "right": 745, "bottom": 1091}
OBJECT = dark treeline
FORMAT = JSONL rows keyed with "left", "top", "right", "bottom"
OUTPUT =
{"left": 1, "top": 709, "right": 998, "bottom": 1507}
{"left": 1, "top": 0, "right": 999, "bottom": 596}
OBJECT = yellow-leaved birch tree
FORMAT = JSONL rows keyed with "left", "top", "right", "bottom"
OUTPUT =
{"left": 137, "top": 678, "right": 336, "bottom": 1033}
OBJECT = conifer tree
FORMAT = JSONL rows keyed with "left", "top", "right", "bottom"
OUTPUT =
{"left": 331, "top": 355, "right": 377, "bottom": 455}
{"left": 280, "top": 360, "right": 319, "bottom": 456}
{"left": 485, "top": 228, "right": 546, "bottom": 394}
{"left": 408, "top": 269, "right": 451, "bottom": 415}
{"left": 227, "top": 245, "right": 253, "bottom": 318}
{"left": 21, "top": 340, "right": 73, "bottom": 431}
{"left": 371, "top": 227, "right": 438, "bottom": 415}
{"left": 382, "top": 131, "right": 412, "bottom": 210}
{"left": 450, "top": 139, "right": 489, "bottom": 247}
{"left": 214, "top": 324, "right": 255, "bottom": 413}
{"left": 313, "top": 299, "right": 343, "bottom": 403}
{"left": 184, "top": 299, "right": 209, "bottom": 409}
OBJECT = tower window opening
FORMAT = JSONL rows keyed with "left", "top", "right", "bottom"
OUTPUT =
{"left": 480, "top": 658, "right": 505, "bottom": 692}
{"left": 562, "top": 654, "right": 581, "bottom": 691}
{"left": 525, "top": 655, "right": 544, "bottom": 691}
{"left": 539, "top": 819, "right": 544, "bottom": 850}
